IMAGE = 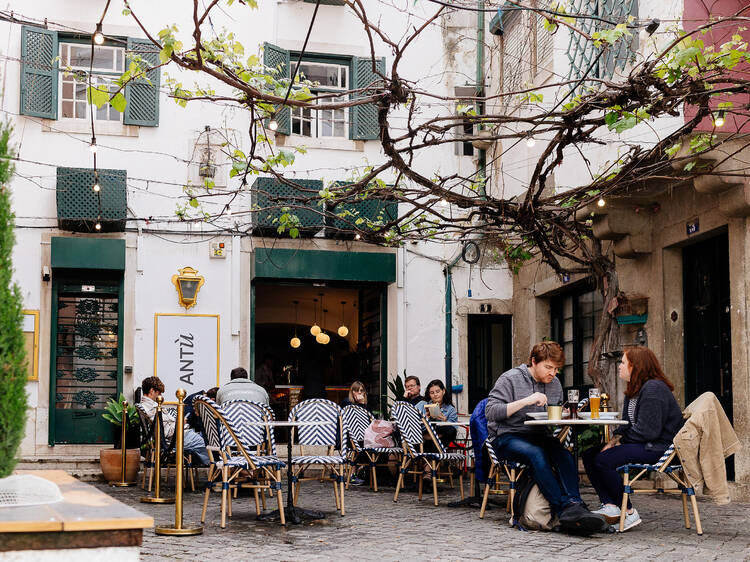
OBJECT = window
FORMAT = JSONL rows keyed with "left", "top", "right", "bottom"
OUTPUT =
{"left": 60, "top": 43, "right": 125, "bottom": 122}
{"left": 550, "top": 286, "right": 603, "bottom": 387}
{"left": 291, "top": 61, "right": 349, "bottom": 138}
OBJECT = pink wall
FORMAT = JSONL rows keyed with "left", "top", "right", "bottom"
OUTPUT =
{"left": 683, "top": 0, "right": 750, "bottom": 133}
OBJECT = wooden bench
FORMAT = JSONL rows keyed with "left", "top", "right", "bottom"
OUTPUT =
{"left": 0, "top": 470, "right": 153, "bottom": 555}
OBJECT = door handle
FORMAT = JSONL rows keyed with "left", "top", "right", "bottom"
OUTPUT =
{"left": 73, "top": 411, "right": 96, "bottom": 418}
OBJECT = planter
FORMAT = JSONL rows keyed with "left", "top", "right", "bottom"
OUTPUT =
{"left": 100, "top": 448, "right": 140, "bottom": 483}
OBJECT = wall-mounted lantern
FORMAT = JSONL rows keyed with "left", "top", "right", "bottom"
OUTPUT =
{"left": 171, "top": 267, "right": 205, "bottom": 310}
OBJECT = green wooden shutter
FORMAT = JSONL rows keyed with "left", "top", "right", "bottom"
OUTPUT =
{"left": 351, "top": 57, "right": 385, "bottom": 140}
{"left": 20, "top": 26, "right": 58, "bottom": 119}
{"left": 124, "top": 37, "right": 160, "bottom": 126}
{"left": 263, "top": 43, "right": 291, "bottom": 135}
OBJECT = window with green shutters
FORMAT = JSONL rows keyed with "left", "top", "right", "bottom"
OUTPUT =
{"left": 20, "top": 26, "right": 160, "bottom": 126}
{"left": 56, "top": 167, "right": 127, "bottom": 233}
{"left": 263, "top": 43, "right": 385, "bottom": 140}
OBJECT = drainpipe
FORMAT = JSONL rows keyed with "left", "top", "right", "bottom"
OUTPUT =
{"left": 444, "top": 254, "right": 461, "bottom": 396}
{"left": 476, "top": 0, "right": 486, "bottom": 197}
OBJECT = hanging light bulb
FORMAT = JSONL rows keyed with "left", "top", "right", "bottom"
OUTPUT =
{"left": 95, "top": 221, "right": 102, "bottom": 230}
{"left": 89, "top": 137, "right": 98, "bottom": 153}
{"left": 93, "top": 23, "right": 105, "bottom": 45}
{"left": 290, "top": 300, "right": 301, "bottom": 348}
{"left": 93, "top": 182, "right": 101, "bottom": 192}
{"left": 337, "top": 300, "right": 349, "bottom": 337}
{"left": 290, "top": 337, "right": 301, "bottom": 348}
{"left": 268, "top": 115, "right": 279, "bottom": 131}
{"left": 321, "top": 332, "right": 330, "bottom": 344}
{"left": 597, "top": 197, "right": 606, "bottom": 207}
{"left": 316, "top": 331, "right": 327, "bottom": 344}
{"left": 310, "top": 297, "right": 321, "bottom": 335}
{"left": 354, "top": 233, "right": 361, "bottom": 240}
{"left": 714, "top": 111, "right": 726, "bottom": 128}
{"left": 317, "top": 306, "right": 330, "bottom": 344}
{"left": 526, "top": 134, "right": 536, "bottom": 148}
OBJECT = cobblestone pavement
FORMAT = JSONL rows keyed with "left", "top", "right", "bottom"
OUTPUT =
{"left": 100, "top": 477, "right": 750, "bottom": 561}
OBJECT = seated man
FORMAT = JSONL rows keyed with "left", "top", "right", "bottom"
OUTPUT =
{"left": 402, "top": 375, "right": 423, "bottom": 406}
{"left": 140, "top": 376, "right": 210, "bottom": 466}
{"left": 216, "top": 367, "right": 269, "bottom": 405}
{"left": 485, "top": 342, "right": 607, "bottom": 533}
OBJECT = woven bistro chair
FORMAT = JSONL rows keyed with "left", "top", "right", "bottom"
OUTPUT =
{"left": 616, "top": 444, "right": 702, "bottom": 534}
{"left": 391, "top": 401, "right": 464, "bottom": 507}
{"left": 479, "top": 439, "right": 526, "bottom": 518}
{"left": 289, "top": 399, "right": 348, "bottom": 516}
{"left": 194, "top": 397, "right": 286, "bottom": 528}
{"left": 341, "top": 405, "right": 402, "bottom": 491}
{"left": 135, "top": 403, "right": 155, "bottom": 490}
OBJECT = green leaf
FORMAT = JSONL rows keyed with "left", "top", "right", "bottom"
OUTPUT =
{"left": 86, "top": 86, "right": 109, "bottom": 109}
{"left": 110, "top": 92, "right": 127, "bottom": 113}
{"left": 189, "top": 198, "right": 199, "bottom": 208}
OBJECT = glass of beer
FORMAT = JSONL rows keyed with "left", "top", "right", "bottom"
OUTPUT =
{"left": 567, "top": 389, "right": 579, "bottom": 419}
{"left": 589, "top": 388, "right": 601, "bottom": 419}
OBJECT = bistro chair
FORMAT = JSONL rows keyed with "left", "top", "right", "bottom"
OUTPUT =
{"left": 289, "top": 399, "right": 348, "bottom": 516}
{"left": 135, "top": 403, "right": 155, "bottom": 491}
{"left": 479, "top": 439, "right": 525, "bottom": 518}
{"left": 391, "top": 401, "right": 464, "bottom": 507}
{"left": 194, "top": 397, "right": 286, "bottom": 528}
{"left": 341, "top": 405, "right": 402, "bottom": 492}
{"left": 617, "top": 444, "right": 702, "bottom": 534}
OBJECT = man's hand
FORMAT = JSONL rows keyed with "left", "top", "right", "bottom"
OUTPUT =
{"left": 525, "top": 392, "right": 548, "bottom": 407}
{"left": 403, "top": 391, "right": 409, "bottom": 399}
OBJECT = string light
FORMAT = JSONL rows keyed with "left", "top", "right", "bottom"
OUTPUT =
{"left": 354, "top": 234, "right": 361, "bottom": 240}
{"left": 268, "top": 117, "right": 279, "bottom": 131}
{"left": 95, "top": 221, "right": 102, "bottom": 230}
{"left": 597, "top": 197, "right": 606, "bottom": 207}
{"left": 93, "top": 23, "right": 105, "bottom": 45}
{"left": 714, "top": 111, "right": 726, "bottom": 128}
{"left": 526, "top": 134, "right": 536, "bottom": 148}
{"left": 89, "top": 137, "right": 98, "bottom": 153}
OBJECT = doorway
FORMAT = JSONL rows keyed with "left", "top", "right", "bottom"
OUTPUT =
{"left": 467, "top": 314, "right": 512, "bottom": 412}
{"left": 683, "top": 230, "right": 733, "bottom": 478}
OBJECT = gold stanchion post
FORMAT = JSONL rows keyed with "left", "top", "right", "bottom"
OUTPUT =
{"left": 141, "top": 395, "right": 175, "bottom": 504}
{"left": 602, "top": 393, "right": 611, "bottom": 442}
{"left": 111, "top": 400, "right": 135, "bottom": 487}
{"left": 155, "top": 389, "right": 203, "bottom": 536}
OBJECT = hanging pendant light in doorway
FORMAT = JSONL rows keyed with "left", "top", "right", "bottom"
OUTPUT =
{"left": 310, "top": 297, "right": 321, "bottom": 336}
{"left": 290, "top": 300, "right": 301, "bottom": 348}
{"left": 316, "top": 308, "right": 330, "bottom": 344}
{"left": 337, "top": 301, "right": 349, "bottom": 337}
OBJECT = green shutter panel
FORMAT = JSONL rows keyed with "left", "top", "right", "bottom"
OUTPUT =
{"left": 20, "top": 26, "right": 58, "bottom": 119}
{"left": 263, "top": 43, "right": 291, "bottom": 135}
{"left": 124, "top": 38, "right": 160, "bottom": 126}
{"left": 351, "top": 57, "right": 385, "bottom": 140}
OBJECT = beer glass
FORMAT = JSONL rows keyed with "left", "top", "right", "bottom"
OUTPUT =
{"left": 589, "top": 388, "right": 601, "bottom": 419}
{"left": 567, "top": 389, "right": 579, "bottom": 419}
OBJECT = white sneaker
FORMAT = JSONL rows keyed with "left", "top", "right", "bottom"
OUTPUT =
{"left": 617, "top": 508, "right": 642, "bottom": 532}
{"left": 592, "top": 504, "right": 621, "bottom": 524}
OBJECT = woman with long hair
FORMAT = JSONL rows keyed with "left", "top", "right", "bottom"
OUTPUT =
{"left": 341, "top": 381, "right": 369, "bottom": 412}
{"left": 582, "top": 346, "right": 684, "bottom": 531}
{"left": 417, "top": 379, "right": 458, "bottom": 448}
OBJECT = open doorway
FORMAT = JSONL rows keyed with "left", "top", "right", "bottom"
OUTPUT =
{"left": 467, "top": 314, "right": 512, "bottom": 412}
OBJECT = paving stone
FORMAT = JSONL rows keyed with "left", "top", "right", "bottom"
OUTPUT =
{"left": 97, "top": 479, "right": 750, "bottom": 561}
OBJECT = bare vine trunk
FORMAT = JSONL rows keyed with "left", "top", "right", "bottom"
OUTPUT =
{"left": 587, "top": 256, "right": 622, "bottom": 398}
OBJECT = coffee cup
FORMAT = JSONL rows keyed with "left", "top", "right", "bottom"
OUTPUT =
{"left": 547, "top": 405, "right": 562, "bottom": 420}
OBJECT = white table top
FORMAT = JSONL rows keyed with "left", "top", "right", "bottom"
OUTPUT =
{"left": 430, "top": 421, "right": 469, "bottom": 426}
{"left": 243, "top": 420, "right": 335, "bottom": 427}
{"left": 524, "top": 418, "right": 629, "bottom": 426}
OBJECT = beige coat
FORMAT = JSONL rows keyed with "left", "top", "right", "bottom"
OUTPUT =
{"left": 673, "top": 392, "right": 741, "bottom": 505}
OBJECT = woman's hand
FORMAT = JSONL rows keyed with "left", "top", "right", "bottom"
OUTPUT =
{"left": 434, "top": 408, "right": 446, "bottom": 421}
{"left": 601, "top": 436, "right": 621, "bottom": 452}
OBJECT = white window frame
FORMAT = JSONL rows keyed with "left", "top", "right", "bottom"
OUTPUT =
{"left": 59, "top": 42, "right": 125, "bottom": 123}
{"left": 291, "top": 60, "right": 349, "bottom": 139}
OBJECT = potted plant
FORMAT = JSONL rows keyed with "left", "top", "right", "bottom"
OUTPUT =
{"left": 99, "top": 394, "right": 141, "bottom": 482}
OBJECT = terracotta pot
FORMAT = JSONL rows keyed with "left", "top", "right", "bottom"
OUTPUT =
{"left": 100, "top": 448, "right": 140, "bottom": 483}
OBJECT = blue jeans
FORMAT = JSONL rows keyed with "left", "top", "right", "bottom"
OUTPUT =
{"left": 493, "top": 432, "right": 581, "bottom": 514}
{"left": 183, "top": 428, "right": 210, "bottom": 466}
{"left": 582, "top": 443, "right": 662, "bottom": 509}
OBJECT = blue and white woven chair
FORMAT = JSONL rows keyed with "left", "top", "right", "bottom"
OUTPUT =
{"left": 478, "top": 439, "right": 525, "bottom": 518}
{"left": 391, "top": 401, "right": 464, "bottom": 506}
{"left": 289, "top": 399, "right": 348, "bottom": 516}
{"left": 341, "top": 405, "right": 402, "bottom": 492}
{"left": 194, "top": 397, "right": 286, "bottom": 528}
{"left": 617, "top": 443, "right": 702, "bottom": 534}
{"left": 135, "top": 403, "right": 155, "bottom": 491}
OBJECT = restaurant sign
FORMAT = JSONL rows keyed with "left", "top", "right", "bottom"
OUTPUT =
{"left": 154, "top": 313, "right": 220, "bottom": 394}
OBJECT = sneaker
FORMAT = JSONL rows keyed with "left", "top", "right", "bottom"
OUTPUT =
{"left": 617, "top": 508, "right": 642, "bottom": 532}
{"left": 592, "top": 503, "right": 622, "bottom": 524}
{"left": 558, "top": 502, "right": 609, "bottom": 534}
{"left": 349, "top": 476, "right": 366, "bottom": 486}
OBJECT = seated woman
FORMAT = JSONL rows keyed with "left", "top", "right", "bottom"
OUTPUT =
{"left": 582, "top": 346, "right": 684, "bottom": 532}
{"left": 341, "top": 381, "right": 370, "bottom": 413}
{"left": 417, "top": 379, "right": 458, "bottom": 447}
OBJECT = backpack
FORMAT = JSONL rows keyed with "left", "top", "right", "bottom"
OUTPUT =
{"left": 511, "top": 471, "right": 558, "bottom": 531}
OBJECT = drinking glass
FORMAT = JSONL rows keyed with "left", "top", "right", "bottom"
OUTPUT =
{"left": 567, "top": 389, "right": 580, "bottom": 419}
{"left": 589, "top": 388, "right": 601, "bottom": 419}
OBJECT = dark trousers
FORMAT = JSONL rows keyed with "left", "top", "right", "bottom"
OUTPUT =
{"left": 492, "top": 433, "right": 581, "bottom": 514}
{"left": 582, "top": 443, "right": 662, "bottom": 509}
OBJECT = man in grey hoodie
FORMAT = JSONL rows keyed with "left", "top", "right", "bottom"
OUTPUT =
{"left": 486, "top": 341, "right": 606, "bottom": 533}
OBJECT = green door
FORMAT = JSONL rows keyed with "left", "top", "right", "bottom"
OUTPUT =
{"left": 49, "top": 274, "right": 123, "bottom": 444}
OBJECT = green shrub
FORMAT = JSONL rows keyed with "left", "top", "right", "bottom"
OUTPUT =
{"left": 0, "top": 121, "right": 26, "bottom": 478}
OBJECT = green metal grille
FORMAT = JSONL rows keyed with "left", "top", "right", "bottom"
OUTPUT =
{"left": 251, "top": 177, "right": 324, "bottom": 233}
{"left": 56, "top": 167, "right": 127, "bottom": 232}
{"left": 566, "top": 0, "right": 638, "bottom": 82}
{"left": 328, "top": 182, "right": 398, "bottom": 233}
